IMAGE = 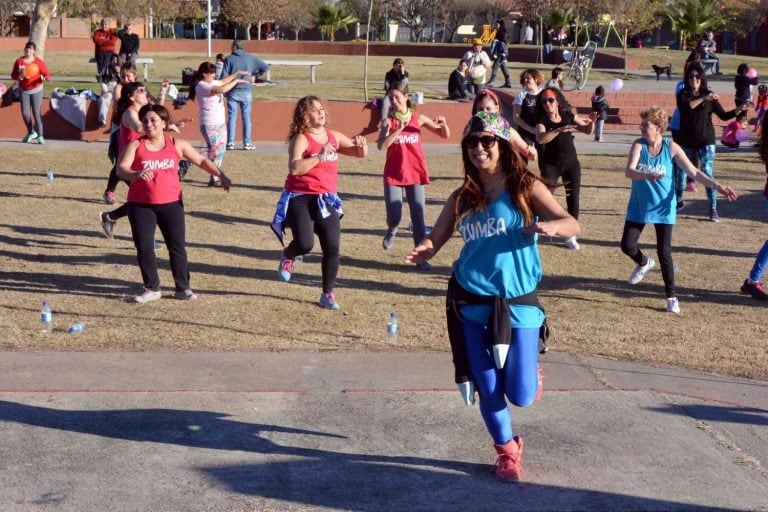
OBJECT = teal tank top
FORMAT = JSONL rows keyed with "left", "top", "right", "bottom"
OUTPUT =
{"left": 454, "top": 191, "right": 544, "bottom": 328}
{"left": 626, "top": 137, "right": 676, "bottom": 225}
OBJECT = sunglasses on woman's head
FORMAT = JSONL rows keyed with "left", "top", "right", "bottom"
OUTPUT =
{"left": 464, "top": 134, "right": 498, "bottom": 149}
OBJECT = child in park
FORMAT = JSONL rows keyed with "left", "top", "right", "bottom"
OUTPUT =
{"left": 721, "top": 112, "right": 749, "bottom": 149}
{"left": 734, "top": 63, "right": 759, "bottom": 108}
{"left": 591, "top": 85, "right": 610, "bottom": 142}
{"left": 753, "top": 84, "right": 768, "bottom": 135}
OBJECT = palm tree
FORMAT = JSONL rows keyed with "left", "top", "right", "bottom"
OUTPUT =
{"left": 316, "top": 3, "right": 358, "bottom": 42}
{"left": 666, "top": 0, "right": 720, "bottom": 51}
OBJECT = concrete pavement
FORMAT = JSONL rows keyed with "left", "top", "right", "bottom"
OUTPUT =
{"left": 0, "top": 351, "right": 766, "bottom": 511}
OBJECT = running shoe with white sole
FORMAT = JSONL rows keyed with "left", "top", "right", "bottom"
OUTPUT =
{"left": 628, "top": 257, "right": 655, "bottom": 284}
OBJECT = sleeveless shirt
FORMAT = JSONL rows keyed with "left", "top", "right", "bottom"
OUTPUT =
{"left": 383, "top": 114, "right": 430, "bottom": 186}
{"left": 127, "top": 133, "right": 182, "bottom": 205}
{"left": 284, "top": 130, "right": 339, "bottom": 194}
{"left": 626, "top": 137, "right": 676, "bottom": 225}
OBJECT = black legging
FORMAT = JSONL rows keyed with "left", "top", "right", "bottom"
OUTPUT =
{"left": 539, "top": 159, "right": 581, "bottom": 220}
{"left": 620, "top": 221, "right": 675, "bottom": 298}
{"left": 284, "top": 194, "right": 341, "bottom": 294}
{"left": 127, "top": 200, "right": 190, "bottom": 292}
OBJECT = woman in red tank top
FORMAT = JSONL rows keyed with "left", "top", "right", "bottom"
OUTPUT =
{"left": 117, "top": 104, "right": 232, "bottom": 304}
{"left": 376, "top": 83, "right": 450, "bottom": 269}
{"left": 276, "top": 96, "right": 368, "bottom": 310}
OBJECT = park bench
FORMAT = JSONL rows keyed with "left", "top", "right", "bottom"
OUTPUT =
{"left": 88, "top": 57, "right": 154, "bottom": 81}
{"left": 263, "top": 60, "right": 323, "bottom": 83}
{"left": 701, "top": 59, "right": 718, "bottom": 75}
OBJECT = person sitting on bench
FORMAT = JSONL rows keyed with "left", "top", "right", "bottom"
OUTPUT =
{"left": 698, "top": 31, "right": 721, "bottom": 75}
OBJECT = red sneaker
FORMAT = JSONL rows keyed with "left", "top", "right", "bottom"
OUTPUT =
{"left": 494, "top": 436, "right": 523, "bottom": 482}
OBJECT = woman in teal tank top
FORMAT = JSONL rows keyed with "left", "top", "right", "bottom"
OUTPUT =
{"left": 622, "top": 107, "right": 737, "bottom": 314}
{"left": 406, "top": 112, "right": 579, "bottom": 483}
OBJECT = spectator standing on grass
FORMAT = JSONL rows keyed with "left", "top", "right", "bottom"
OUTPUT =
{"left": 488, "top": 20, "right": 512, "bottom": 88}
{"left": 117, "top": 104, "right": 231, "bottom": 304}
{"left": 118, "top": 21, "right": 140, "bottom": 65}
{"left": 534, "top": 86, "right": 597, "bottom": 251}
{"left": 739, "top": 130, "right": 768, "bottom": 301}
{"left": 405, "top": 111, "right": 579, "bottom": 483}
{"left": 463, "top": 39, "right": 492, "bottom": 95}
{"left": 543, "top": 26, "right": 554, "bottom": 64}
{"left": 448, "top": 60, "right": 474, "bottom": 102}
{"left": 189, "top": 62, "right": 250, "bottom": 187}
{"left": 93, "top": 18, "right": 118, "bottom": 82}
{"left": 379, "top": 58, "right": 409, "bottom": 126}
{"left": 11, "top": 41, "right": 51, "bottom": 145}
{"left": 524, "top": 23, "right": 534, "bottom": 45}
{"left": 377, "top": 83, "right": 450, "bottom": 267}
{"left": 622, "top": 107, "right": 736, "bottom": 314}
{"left": 676, "top": 63, "right": 748, "bottom": 222}
{"left": 591, "top": 85, "right": 610, "bottom": 142}
{"left": 221, "top": 40, "right": 269, "bottom": 151}
{"left": 272, "top": 96, "right": 368, "bottom": 310}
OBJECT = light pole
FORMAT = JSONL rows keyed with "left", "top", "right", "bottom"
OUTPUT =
{"left": 383, "top": 0, "right": 389, "bottom": 42}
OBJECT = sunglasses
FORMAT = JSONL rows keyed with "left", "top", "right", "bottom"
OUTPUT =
{"left": 542, "top": 96, "right": 557, "bottom": 104}
{"left": 464, "top": 134, "right": 498, "bottom": 149}
{"left": 688, "top": 74, "right": 701, "bottom": 79}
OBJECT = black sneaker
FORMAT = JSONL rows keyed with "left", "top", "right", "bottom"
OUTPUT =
{"left": 208, "top": 177, "right": 221, "bottom": 187}
{"left": 740, "top": 279, "right": 768, "bottom": 301}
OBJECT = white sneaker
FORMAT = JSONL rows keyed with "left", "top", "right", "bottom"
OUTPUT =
{"left": 628, "top": 258, "right": 655, "bottom": 284}
{"left": 666, "top": 297, "right": 680, "bottom": 313}
{"left": 564, "top": 236, "right": 580, "bottom": 250}
{"left": 134, "top": 288, "right": 162, "bottom": 303}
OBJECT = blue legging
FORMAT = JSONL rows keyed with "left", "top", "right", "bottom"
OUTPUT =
{"left": 678, "top": 145, "right": 717, "bottom": 209}
{"left": 462, "top": 320, "right": 539, "bottom": 445}
{"left": 749, "top": 197, "right": 768, "bottom": 282}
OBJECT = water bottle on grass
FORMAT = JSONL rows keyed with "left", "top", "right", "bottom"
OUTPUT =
{"left": 386, "top": 312, "right": 398, "bottom": 342}
{"left": 41, "top": 300, "right": 53, "bottom": 333}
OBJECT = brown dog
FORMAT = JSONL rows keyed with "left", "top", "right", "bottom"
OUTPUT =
{"left": 652, "top": 63, "right": 672, "bottom": 81}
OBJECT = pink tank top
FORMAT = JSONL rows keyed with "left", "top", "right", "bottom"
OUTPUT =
{"left": 126, "top": 133, "right": 182, "bottom": 205}
{"left": 284, "top": 130, "right": 339, "bottom": 194}
{"left": 119, "top": 106, "right": 142, "bottom": 154}
{"left": 383, "top": 114, "right": 430, "bottom": 186}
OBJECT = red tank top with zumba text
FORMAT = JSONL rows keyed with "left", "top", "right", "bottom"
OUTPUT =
{"left": 126, "top": 133, "right": 182, "bottom": 205}
{"left": 383, "top": 114, "right": 430, "bottom": 186}
{"left": 284, "top": 130, "right": 339, "bottom": 194}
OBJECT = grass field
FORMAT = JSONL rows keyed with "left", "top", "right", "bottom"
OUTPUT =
{"left": 3, "top": 46, "right": 768, "bottom": 102}
{"left": 0, "top": 141, "right": 766, "bottom": 380}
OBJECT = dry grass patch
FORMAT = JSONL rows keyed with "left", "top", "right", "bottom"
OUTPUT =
{"left": 0, "top": 143, "right": 766, "bottom": 380}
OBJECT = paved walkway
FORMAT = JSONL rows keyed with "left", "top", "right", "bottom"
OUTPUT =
{"left": 2, "top": 111, "right": 766, "bottom": 511}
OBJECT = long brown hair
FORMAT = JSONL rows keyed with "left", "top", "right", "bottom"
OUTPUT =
{"left": 287, "top": 96, "right": 329, "bottom": 140}
{"left": 188, "top": 61, "right": 216, "bottom": 101}
{"left": 456, "top": 136, "right": 540, "bottom": 227}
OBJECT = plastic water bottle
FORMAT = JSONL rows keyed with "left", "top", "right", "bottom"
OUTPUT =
{"left": 46, "top": 167, "right": 54, "bottom": 186}
{"left": 40, "top": 300, "right": 52, "bottom": 333}
{"left": 67, "top": 321, "right": 84, "bottom": 334}
{"left": 386, "top": 312, "right": 398, "bottom": 342}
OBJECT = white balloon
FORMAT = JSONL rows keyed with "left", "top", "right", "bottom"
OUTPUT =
{"left": 610, "top": 78, "right": 624, "bottom": 92}
{"left": 563, "top": 50, "right": 572, "bottom": 62}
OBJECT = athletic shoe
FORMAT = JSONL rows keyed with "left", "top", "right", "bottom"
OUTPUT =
{"left": 685, "top": 180, "right": 698, "bottom": 192}
{"left": 174, "top": 289, "right": 199, "bottom": 300}
{"left": 628, "top": 257, "right": 655, "bottom": 284}
{"left": 535, "top": 366, "right": 543, "bottom": 402}
{"left": 709, "top": 208, "right": 719, "bottom": 222}
{"left": 208, "top": 177, "right": 221, "bottom": 187}
{"left": 666, "top": 296, "right": 680, "bottom": 314}
{"left": 134, "top": 288, "right": 162, "bottom": 303}
{"left": 243, "top": 143, "right": 256, "bottom": 151}
{"left": 564, "top": 236, "right": 580, "bottom": 250}
{"left": 416, "top": 261, "right": 433, "bottom": 271}
{"left": 740, "top": 279, "right": 768, "bottom": 301}
{"left": 22, "top": 132, "right": 37, "bottom": 143}
{"left": 226, "top": 143, "right": 235, "bottom": 150}
{"left": 382, "top": 229, "right": 397, "bottom": 251}
{"left": 319, "top": 292, "right": 340, "bottom": 310}
{"left": 676, "top": 200, "right": 685, "bottom": 212}
{"left": 494, "top": 436, "right": 523, "bottom": 482}
{"left": 100, "top": 212, "right": 116, "bottom": 239}
{"left": 278, "top": 250, "right": 294, "bottom": 282}
{"left": 37, "top": 136, "right": 45, "bottom": 145}
{"left": 103, "top": 191, "right": 116, "bottom": 205}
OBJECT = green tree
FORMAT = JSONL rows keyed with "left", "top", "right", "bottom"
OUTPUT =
{"left": 665, "top": 0, "right": 720, "bottom": 51}
{"left": 720, "top": 0, "right": 766, "bottom": 48}
{"left": 316, "top": 3, "right": 357, "bottom": 41}
{"left": 30, "top": 0, "right": 60, "bottom": 57}
{"left": 278, "top": 0, "right": 317, "bottom": 40}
